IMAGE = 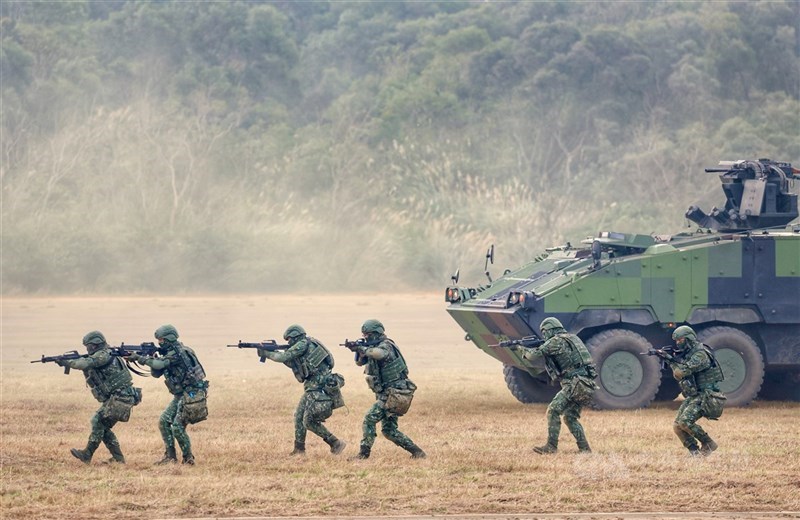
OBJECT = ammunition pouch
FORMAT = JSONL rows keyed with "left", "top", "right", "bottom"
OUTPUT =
{"left": 181, "top": 387, "right": 208, "bottom": 424}
{"left": 365, "top": 375, "right": 381, "bottom": 393}
{"left": 678, "top": 378, "right": 698, "bottom": 398}
{"left": 323, "top": 373, "right": 346, "bottom": 409}
{"left": 307, "top": 390, "right": 333, "bottom": 421}
{"left": 701, "top": 390, "right": 726, "bottom": 420}
{"left": 384, "top": 380, "right": 417, "bottom": 416}
{"left": 133, "top": 387, "right": 143, "bottom": 406}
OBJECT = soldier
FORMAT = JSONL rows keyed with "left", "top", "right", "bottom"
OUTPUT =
{"left": 257, "top": 325, "right": 347, "bottom": 456}
{"left": 668, "top": 325, "right": 725, "bottom": 456}
{"left": 351, "top": 319, "right": 426, "bottom": 460}
{"left": 57, "top": 331, "right": 140, "bottom": 464}
{"left": 127, "top": 324, "right": 208, "bottom": 465}
{"left": 514, "top": 317, "right": 597, "bottom": 454}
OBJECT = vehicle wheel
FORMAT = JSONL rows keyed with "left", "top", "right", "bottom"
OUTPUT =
{"left": 757, "top": 370, "right": 800, "bottom": 401}
{"left": 587, "top": 329, "right": 661, "bottom": 409}
{"left": 654, "top": 374, "right": 681, "bottom": 401}
{"left": 503, "top": 365, "right": 559, "bottom": 404}
{"left": 697, "top": 326, "right": 764, "bottom": 407}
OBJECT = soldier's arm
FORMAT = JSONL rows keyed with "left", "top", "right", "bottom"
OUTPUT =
{"left": 520, "top": 337, "right": 559, "bottom": 361}
{"left": 260, "top": 340, "right": 307, "bottom": 363}
{"left": 139, "top": 352, "right": 174, "bottom": 371}
{"left": 360, "top": 342, "right": 391, "bottom": 361}
{"left": 64, "top": 350, "right": 112, "bottom": 371}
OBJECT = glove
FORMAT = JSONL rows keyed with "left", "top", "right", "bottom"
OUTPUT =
{"left": 54, "top": 359, "right": 67, "bottom": 367}
{"left": 126, "top": 353, "right": 141, "bottom": 363}
{"left": 256, "top": 348, "right": 268, "bottom": 359}
{"left": 672, "top": 367, "right": 686, "bottom": 380}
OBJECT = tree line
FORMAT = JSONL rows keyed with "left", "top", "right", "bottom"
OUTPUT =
{"left": 2, "top": 1, "right": 798, "bottom": 293}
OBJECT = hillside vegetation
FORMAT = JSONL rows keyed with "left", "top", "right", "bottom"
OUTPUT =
{"left": 2, "top": 1, "right": 799, "bottom": 292}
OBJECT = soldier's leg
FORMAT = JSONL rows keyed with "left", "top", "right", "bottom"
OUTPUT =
{"left": 563, "top": 402, "right": 590, "bottom": 452}
{"left": 99, "top": 414, "right": 125, "bottom": 463}
{"left": 355, "top": 401, "right": 384, "bottom": 459}
{"left": 673, "top": 398, "right": 701, "bottom": 454}
{"left": 534, "top": 389, "right": 569, "bottom": 453}
{"left": 303, "top": 398, "right": 345, "bottom": 454}
{"left": 172, "top": 397, "right": 193, "bottom": 464}
{"left": 156, "top": 396, "right": 180, "bottom": 464}
{"left": 381, "top": 415, "right": 425, "bottom": 458}
{"left": 292, "top": 393, "right": 308, "bottom": 454}
{"left": 71, "top": 410, "right": 104, "bottom": 463}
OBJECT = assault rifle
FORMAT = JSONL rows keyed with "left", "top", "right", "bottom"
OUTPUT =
{"left": 642, "top": 345, "right": 682, "bottom": 370}
{"left": 339, "top": 338, "right": 382, "bottom": 352}
{"left": 227, "top": 340, "right": 290, "bottom": 362}
{"left": 111, "top": 342, "right": 159, "bottom": 358}
{"left": 490, "top": 336, "right": 545, "bottom": 349}
{"left": 30, "top": 350, "right": 87, "bottom": 374}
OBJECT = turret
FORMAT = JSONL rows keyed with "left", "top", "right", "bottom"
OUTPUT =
{"left": 686, "top": 159, "right": 800, "bottom": 231}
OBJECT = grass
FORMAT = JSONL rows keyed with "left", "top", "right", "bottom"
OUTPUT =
{"left": 1, "top": 294, "right": 799, "bottom": 519}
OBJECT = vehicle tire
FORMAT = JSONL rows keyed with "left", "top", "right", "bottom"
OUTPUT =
{"left": 697, "top": 326, "right": 764, "bottom": 407}
{"left": 654, "top": 374, "right": 681, "bottom": 402}
{"left": 503, "top": 365, "right": 559, "bottom": 404}
{"left": 587, "top": 329, "right": 662, "bottom": 409}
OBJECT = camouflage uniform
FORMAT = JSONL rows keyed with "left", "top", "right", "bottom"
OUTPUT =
{"left": 129, "top": 324, "right": 208, "bottom": 465}
{"left": 353, "top": 319, "right": 425, "bottom": 460}
{"left": 59, "top": 331, "right": 139, "bottom": 464}
{"left": 518, "top": 317, "right": 597, "bottom": 454}
{"left": 258, "top": 324, "right": 346, "bottom": 455}
{"left": 669, "top": 326, "right": 724, "bottom": 456}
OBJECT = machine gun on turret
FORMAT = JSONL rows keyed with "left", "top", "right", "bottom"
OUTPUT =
{"left": 686, "top": 159, "right": 800, "bottom": 231}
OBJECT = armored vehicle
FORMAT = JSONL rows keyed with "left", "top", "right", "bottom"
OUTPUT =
{"left": 445, "top": 159, "right": 800, "bottom": 409}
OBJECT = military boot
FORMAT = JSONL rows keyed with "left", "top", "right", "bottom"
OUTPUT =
{"left": 687, "top": 445, "right": 701, "bottom": 456}
{"left": 533, "top": 443, "right": 558, "bottom": 454}
{"left": 106, "top": 443, "right": 126, "bottom": 464}
{"left": 182, "top": 453, "right": 195, "bottom": 465}
{"left": 351, "top": 445, "right": 370, "bottom": 460}
{"left": 406, "top": 444, "right": 427, "bottom": 459}
{"left": 290, "top": 441, "right": 306, "bottom": 456}
{"left": 155, "top": 446, "right": 178, "bottom": 465}
{"left": 70, "top": 440, "right": 100, "bottom": 464}
{"left": 700, "top": 439, "right": 718, "bottom": 456}
{"left": 577, "top": 440, "right": 592, "bottom": 453}
{"left": 70, "top": 448, "right": 94, "bottom": 464}
{"left": 325, "top": 437, "right": 346, "bottom": 455}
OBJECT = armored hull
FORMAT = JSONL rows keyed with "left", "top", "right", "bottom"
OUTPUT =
{"left": 445, "top": 159, "right": 800, "bottom": 408}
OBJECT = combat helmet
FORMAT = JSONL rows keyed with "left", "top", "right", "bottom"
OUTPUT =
{"left": 82, "top": 330, "right": 107, "bottom": 354}
{"left": 672, "top": 325, "right": 697, "bottom": 350}
{"left": 539, "top": 317, "right": 564, "bottom": 339}
{"left": 361, "top": 319, "right": 385, "bottom": 336}
{"left": 283, "top": 324, "right": 306, "bottom": 343}
{"left": 154, "top": 324, "right": 179, "bottom": 343}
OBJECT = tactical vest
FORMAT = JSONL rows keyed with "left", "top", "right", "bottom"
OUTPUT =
{"left": 287, "top": 337, "right": 333, "bottom": 383}
{"left": 164, "top": 343, "right": 207, "bottom": 394}
{"left": 548, "top": 333, "right": 594, "bottom": 379}
{"left": 366, "top": 339, "right": 408, "bottom": 387}
{"left": 693, "top": 344, "right": 724, "bottom": 390}
{"left": 85, "top": 353, "right": 133, "bottom": 402}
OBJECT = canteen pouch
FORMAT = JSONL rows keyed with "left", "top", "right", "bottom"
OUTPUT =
{"left": 385, "top": 380, "right": 416, "bottom": 416}
{"left": 102, "top": 393, "right": 136, "bottom": 423}
{"left": 701, "top": 390, "right": 726, "bottom": 420}
{"left": 182, "top": 388, "right": 208, "bottom": 424}
{"left": 308, "top": 391, "right": 334, "bottom": 421}
{"left": 365, "top": 375, "right": 381, "bottom": 393}
{"left": 568, "top": 376, "right": 596, "bottom": 406}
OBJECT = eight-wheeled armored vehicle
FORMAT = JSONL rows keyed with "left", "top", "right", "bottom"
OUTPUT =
{"left": 445, "top": 159, "right": 800, "bottom": 409}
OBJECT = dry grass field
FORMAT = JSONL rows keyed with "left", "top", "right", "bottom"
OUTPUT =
{"left": 1, "top": 294, "right": 799, "bottom": 520}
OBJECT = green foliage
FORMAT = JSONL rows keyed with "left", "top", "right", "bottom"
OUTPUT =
{"left": 2, "top": 0, "right": 798, "bottom": 293}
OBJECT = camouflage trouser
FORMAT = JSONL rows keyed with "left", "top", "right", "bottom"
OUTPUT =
{"left": 86, "top": 402, "right": 120, "bottom": 454}
{"left": 294, "top": 391, "right": 335, "bottom": 444}
{"left": 360, "top": 398, "right": 415, "bottom": 450}
{"left": 545, "top": 387, "right": 588, "bottom": 448}
{"left": 673, "top": 395, "right": 711, "bottom": 449}
{"left": 159, "top": 395, "right": 192, "bottom": 457}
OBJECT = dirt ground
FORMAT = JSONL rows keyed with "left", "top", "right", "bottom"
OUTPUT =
{"left": 1, "top": 294, "right": 799, "bottom": 520}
